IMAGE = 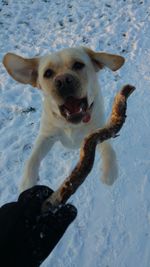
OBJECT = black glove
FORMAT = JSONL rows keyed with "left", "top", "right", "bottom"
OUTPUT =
{"left": 0, "top": 185, "right": 77, "bottom": 267}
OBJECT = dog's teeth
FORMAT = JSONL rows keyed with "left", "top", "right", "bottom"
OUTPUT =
{"left": 81, "top": 103, "right": 86, "bottom": 111}
{"left": 66, "top": 110, "right": 71, "bottom": 118}
{"left": 64, "top": 108, "right": 70, "bottom": 116}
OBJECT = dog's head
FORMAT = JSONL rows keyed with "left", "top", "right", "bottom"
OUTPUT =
{"left": 3, "top": 47, "right": 124, "bottom": 124}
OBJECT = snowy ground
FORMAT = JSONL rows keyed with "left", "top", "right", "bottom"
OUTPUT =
{"left": 0, "top": 0, "right": 150, "bottom": 266}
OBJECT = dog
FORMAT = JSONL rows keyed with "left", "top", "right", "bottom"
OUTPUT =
{"left": 3, "top": 47, "right": 125, "bottom": 192}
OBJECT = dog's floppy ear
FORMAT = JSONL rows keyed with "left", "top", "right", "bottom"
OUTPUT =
{"left": 3, "top": 53, "right": 39, "bottom": 87}
{"left": 84, "top": 47, "right": 125, "bottom": 71}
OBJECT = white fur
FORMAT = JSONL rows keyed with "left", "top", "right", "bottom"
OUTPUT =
{"left": 21, "top": 82, "right": 118, "bottom": 191}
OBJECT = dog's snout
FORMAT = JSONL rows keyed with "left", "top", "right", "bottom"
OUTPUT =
{"left": 55, "top": 74, "right": 73, "bottom": 88}
{"left": 54, "top": 74, "right": 75, "bottom": 97}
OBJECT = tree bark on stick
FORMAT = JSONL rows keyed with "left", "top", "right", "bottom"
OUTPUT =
{"left": 42, "top": 84, "right": 135, "bottom": 213}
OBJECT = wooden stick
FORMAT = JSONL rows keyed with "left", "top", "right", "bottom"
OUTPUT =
{"left": 42, "top": 84, "right": 135, "bottom": 213}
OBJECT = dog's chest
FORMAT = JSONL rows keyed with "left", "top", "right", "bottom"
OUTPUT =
{"left": 60, "top": 126, "right": 91, "bottom": 149}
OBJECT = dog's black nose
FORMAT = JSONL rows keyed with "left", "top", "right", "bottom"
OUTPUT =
{"left": 54, "top": 74, "right": 75, "bottom": 97}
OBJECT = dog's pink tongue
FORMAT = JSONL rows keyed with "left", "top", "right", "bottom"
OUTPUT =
{"left": 82, "top": 112, "right": 91, "bottom": 123}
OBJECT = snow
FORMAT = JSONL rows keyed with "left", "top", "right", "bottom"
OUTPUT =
{"left": 0, "top": 0, "right": 150, "bottom": 266}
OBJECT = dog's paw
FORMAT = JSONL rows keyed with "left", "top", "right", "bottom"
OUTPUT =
{"left": 19, "top": 174, "right": 39, "bottom": 193}
{"left": 19, "top": 178, "right": 34, "bottom": 193}
{"left": 100, "top": 143, "right": 118, "bottom": 186}
{"left": 101, "top": 160, "right": 118, "bottom": 185}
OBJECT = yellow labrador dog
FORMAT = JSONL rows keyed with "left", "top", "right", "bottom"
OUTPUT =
{"left": 3, "top": 47, "right": 124, "bottom": 191}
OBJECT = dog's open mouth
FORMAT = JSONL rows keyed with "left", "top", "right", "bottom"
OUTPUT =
{"left": 59, "top": 97, "right": 93, "bottom": 124}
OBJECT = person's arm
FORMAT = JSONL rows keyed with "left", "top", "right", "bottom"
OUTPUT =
{"left": 0, "top": 186, "right": 77, "bottom": 267}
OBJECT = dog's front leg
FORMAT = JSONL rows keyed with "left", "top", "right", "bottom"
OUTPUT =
{"left": 98, "top": 141, "right": 118, "bottom": 185}
{"left": 20, "top": 134, "right": 57, "bottom": 192}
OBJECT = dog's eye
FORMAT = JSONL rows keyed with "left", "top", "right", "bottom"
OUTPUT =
{"left": 44, "top": 69, "right": 54, "bottom": 78}
{"left": 72, "top": 61, "right": 85, "bottom": 70}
